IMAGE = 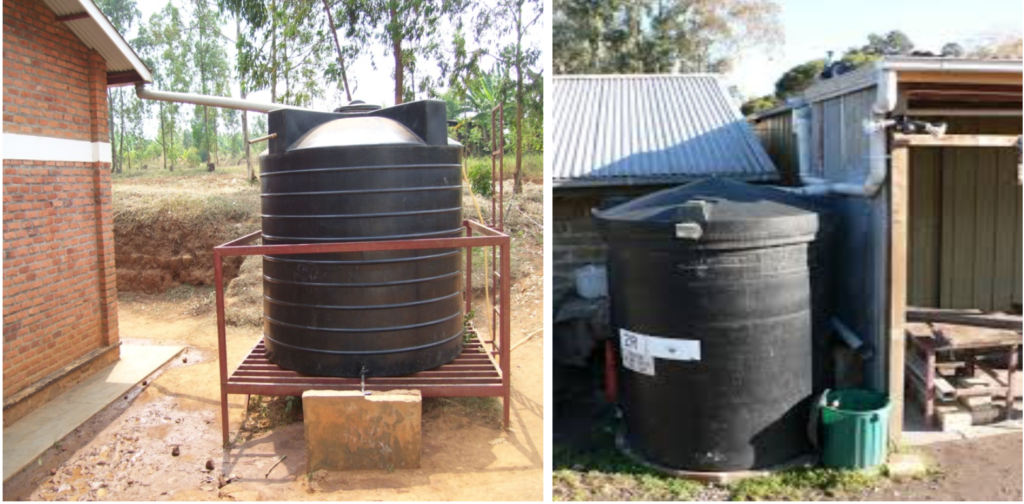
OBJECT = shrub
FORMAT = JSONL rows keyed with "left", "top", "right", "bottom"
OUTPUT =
{"left": 467, "top": 161, "right": 493, "bottom": 197}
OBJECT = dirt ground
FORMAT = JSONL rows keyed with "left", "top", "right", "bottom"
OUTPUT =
{"left": 4, "top": 281, "right": 544, "bottom": 501}
{"left": 553, "top": 361, "right": 1023, "bottom": 501}
{"left": 850, "top": 433, "right": 1023, "bottom": 501}
{"left": 4, "top": 166, "right": 545, "bottom": 500}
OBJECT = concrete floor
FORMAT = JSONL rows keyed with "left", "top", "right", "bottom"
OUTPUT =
{"left": 2, "top": 344, "right": 183, "bottom": 482}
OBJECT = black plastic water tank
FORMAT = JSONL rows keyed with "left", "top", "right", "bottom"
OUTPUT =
{"left": 594, "top": 179, "right": 828, "bottom": 472}
{"left": 259, "top": 101, "right": 464, "bottom": 377}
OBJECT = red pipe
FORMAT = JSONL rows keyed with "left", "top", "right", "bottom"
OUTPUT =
{"left": 605, "top": 339, "right": 618, "bottom": 404}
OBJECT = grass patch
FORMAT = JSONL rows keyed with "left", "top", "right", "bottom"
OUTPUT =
{"left": 464, "top": 153, "right": 542, "bottom": 184}
{"left": 236, "top": 395, "right": 303, "bottom": 444}
{"left": 225, "top": 255, "right": 264, "bottom": 327}
{"left": 553, "top": 412, "right": 708, "bottom": 501}
{"left": 112, "top": 162, "right": 252, "bottom": 181}
{"left": 729, "top": 467, "right": 881, "bottom": 501}
{"left": 462, "top": 183, "right": 542, "bottom": 294}
{"left": 554, "top": 469, "right": 705, "bottom": 501}
{"left": 423, "top": 397, "right": 503, "bottom": 428}
{"left": 113, "top": 186, "right": 259, "bottom": 234}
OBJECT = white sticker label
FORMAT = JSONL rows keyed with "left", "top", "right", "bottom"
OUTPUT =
{"left": 619, "top": 329, "right": 701, "bottom": 377}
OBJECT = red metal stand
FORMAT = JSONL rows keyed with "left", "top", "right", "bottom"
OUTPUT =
{"left": 213, "top": 220, "right": 512, "bottom": 446}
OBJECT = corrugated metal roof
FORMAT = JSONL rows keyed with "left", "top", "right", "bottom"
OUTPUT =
{"left": 804, "top": 57, "right": 1023, "bottom": 103}
{"left": 552, "top": 74, "right": 777, "bottom": 187}
{"left": 39, "top": 0, "right": 152, "bottom": 83}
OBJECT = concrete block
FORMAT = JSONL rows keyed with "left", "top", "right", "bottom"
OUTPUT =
{"left": 303, "top": 390, "right": 421, "bottom": 471}
{"left": 938, "top": 406, "right": 972, "bottom": 432}
{"left": 958, "top": 394, "right": 992, "bottom": 409}
{"left": 968, "top": 404, "right": 1002, "bottom": 425}
{"left": 886, "top": 453, "right": 929, "bottom": 479}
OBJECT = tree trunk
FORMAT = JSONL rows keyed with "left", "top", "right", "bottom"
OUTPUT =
{"left": 271, "top": 0, "right": 278, "bottom": 103}
{"left": 118, "top": 90, "right": 126, "bottom": 174}
{"left": 321, "top": 0, "right": 352, "bottom": 101}
{"left": 512, "top": 0, "right": 524, "bottom": 194}
{"left": 284, "top": 37, "right": 290, "bottom": 102}
{"left": 160, "top": 102, "right": 167, "bottom": 171}
{"left": 169, "top": 125, "right": 175, "bottom": 172}
{"left": 238, "top": 15, "right": 254, "bottom": 181}
{"left": 391, "top": 5, "right": 403, "bottom": 105}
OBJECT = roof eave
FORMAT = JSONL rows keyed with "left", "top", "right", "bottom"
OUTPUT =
{"left": 45, "top": 0, "right": 152, "bottom": 85}
{"left": 804, "top": 57, "right": 1024, "bottom": 103}
{"left": 552, "top": 172, "right": 780, "bottom": 189}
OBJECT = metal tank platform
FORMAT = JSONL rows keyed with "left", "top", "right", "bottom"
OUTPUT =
{"left": 212, "top": 220, "right": 511, "bottom": 446}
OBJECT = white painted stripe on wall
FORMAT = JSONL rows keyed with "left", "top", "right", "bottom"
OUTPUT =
{"left": 2, "top": 133, "right": 112, "bottom": 163}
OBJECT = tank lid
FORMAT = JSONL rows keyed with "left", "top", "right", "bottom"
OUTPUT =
{"left": 593, "top": 179, "right": 824, "bottom": 246}
{"left": 290, "top": 116, "right": 425, "bottom": 150}
{"left": 333, "top": 100, "right": 383, "bottom": 114}
{"left": 265, "top": 100, "right": 450, "bottom": 154}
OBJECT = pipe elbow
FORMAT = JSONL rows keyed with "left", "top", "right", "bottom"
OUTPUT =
{"left": 872, "top": 68, "right": 898, "bottom": 115}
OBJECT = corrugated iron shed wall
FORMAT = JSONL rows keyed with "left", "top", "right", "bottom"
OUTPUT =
{"left": 751, "top": 110, "right": 799, "bottom": 185}
{"left": 908, "top": 116, "right": 1022, "bottom": 311}
{"left": 552, "top": 75, "right": 777, "bottom": 186}
{"left": 808, "top": 85, "right": 889, "bottom": 390}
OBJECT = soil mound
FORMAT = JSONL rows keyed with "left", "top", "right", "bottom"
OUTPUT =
{"left": 113, "top": 186, "right": 259, "bottom": 293}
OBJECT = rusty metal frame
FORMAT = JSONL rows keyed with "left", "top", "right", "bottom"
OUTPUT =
{"left": 491, "top": 103, "right": 505, "bottom": 341}
{"left": 213, "top": 220, "right": 512, "bottom": 446}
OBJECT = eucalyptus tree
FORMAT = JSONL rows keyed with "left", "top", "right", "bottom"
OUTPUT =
{"left": 341, "top": 0, "right": 469, "bottom": 105}
{"left": 553, "top": 0, "right": 782, "bottom": 75}
{"left": 95, "top": 0, "right": 143, "bottom": 173}
{"left": 473, "top": 0, "right": 542, "bottom": 193}
{"left": 139, "top": 2, "right": 194, "bottom": 171}
{"left": 189, "top": 0, "right": 232, "bottom": 167}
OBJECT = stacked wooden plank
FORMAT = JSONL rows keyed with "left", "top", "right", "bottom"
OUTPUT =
{"left": 904, "top": 308, "right": 1022, "bottom": 431}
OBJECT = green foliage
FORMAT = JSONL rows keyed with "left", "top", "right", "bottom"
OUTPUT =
{"left": 340, "top": 0, "right": 470, "bottom": 104}
{"left": 941, "top": 42, "right": 965, "bottom": 57}
{"left": 729, "top": 467, "right": 881, "bottom": 501}
{"left": 552, "top": 413, "right": 707, "bottom": 501}
{"left": 748, "top": 29, "right": 918, "bottom": 109}
{"left": 462, "top": 309, "right": 476, "bottom": 343}
{"left": 94, "top": 0, "right": 543, "bottom": 175}
{"left": 553, "top": 470, "right": 704, "bottom": 501}
{"left": 741, "top": 94, "right": 781, "bottom": 116}
{"left": 774, "top": 59, "right": 826, "bottom": 99}
{"left": 861, "top": 30, "right": 914, "bottom": 56}
{"left": 467, "top": 160, "right": 493, "bottom": 197}
{"left": 554, "top": 0, "right": 782, "bottom": 75}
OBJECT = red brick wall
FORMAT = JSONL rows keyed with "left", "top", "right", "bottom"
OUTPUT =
{"left": 2, "top": 0, "right": 119, "bottom": 401}
{"left": 2, "top": 0, "right": 108, "bottom": 141}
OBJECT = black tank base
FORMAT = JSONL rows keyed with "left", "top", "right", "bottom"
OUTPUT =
{"left": 264, "top": 336, "right": 464, "bottom": 377}
{"left": 616, "top": 431, "right": 817, "bottom": 484}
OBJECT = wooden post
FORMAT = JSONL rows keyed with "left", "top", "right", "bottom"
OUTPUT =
{"left": 888, "top": 144, "right": 910, "bottom": 443}
{"left": 1007, "top": 345, "right": 1019, "bottom": 421}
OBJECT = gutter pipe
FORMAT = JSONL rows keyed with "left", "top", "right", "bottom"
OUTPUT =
{"left": 135, "top": 83, "right": 310, "bottom": 113}
{"left": 785, "top": 67, "right": 897, "bottom": 198}
{"left": 831, "top": 318, "right": 874, "bottom": 360}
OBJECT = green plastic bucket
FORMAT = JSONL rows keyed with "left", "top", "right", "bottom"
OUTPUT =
{"left": 820, "top": 389, "right": 890, "bottom": 469}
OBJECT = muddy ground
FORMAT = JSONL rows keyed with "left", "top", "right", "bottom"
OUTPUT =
{"left": 4, "top": 166, "right": 545, "bottom": 501}
{"left": 5, "top": 287, "right": 544, "bottom": 501}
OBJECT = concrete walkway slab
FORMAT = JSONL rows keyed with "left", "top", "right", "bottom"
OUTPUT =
{"left": 2, "top": 344, "right": 183, "bottom": 482}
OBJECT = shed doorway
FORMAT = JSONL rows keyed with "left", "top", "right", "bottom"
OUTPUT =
{"left": 907, "top": 118, "right": 1022, "bottom": 313}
